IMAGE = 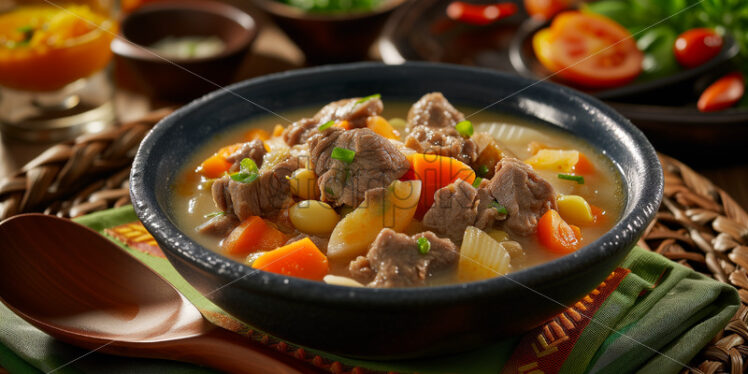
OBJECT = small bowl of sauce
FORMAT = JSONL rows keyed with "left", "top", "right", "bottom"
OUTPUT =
{"left": 111, "top": 1, "right": 258, "bottom": 101}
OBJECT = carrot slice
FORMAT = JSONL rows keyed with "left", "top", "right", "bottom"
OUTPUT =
{"left": 335, "top": 120, "right": 352, "bottom": 130}
{"left": 407, "top": 153, "right": 476, "bottom": 218}
{"left": 199, "top": 154, "right": 233, "bottom": 179}
{"left": 574, "top": 153, "right": 596, "bottom": 175}
{"left": 223, "top": 216, "right": 288, "bottom": 257}
{"left": 590, "top": 204, "right": 607, "bottom": 224}
{"left": 537, "top": 209, "right": 582, "bottom": 254}
{"left": 251, "top": 238, "right": 329, "bottom": 281}
{"left": 272, "top": 124, "right": 285, "bottom": 137}
{"left": 366, "top": 116, "right": 400, "bottom": 139}
{"left": 197, "top": 143, "right": 245, "bottom": 178}
{"left": 243, "top": 128, "right": 270, "bottom": 142}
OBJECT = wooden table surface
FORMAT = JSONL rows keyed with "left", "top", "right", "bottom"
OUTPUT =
{"left": 1, "top": 15, "right": 747, "bottom": 211}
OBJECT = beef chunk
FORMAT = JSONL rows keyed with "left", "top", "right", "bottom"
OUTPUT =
{"left": 422, "top": 179, "right": 504, "bottom": 243}
{"left": 286, "top": 233, "right": 329, "bottom": 255}
{"left": 308, "top": 127, "right": 409, "bottom": 207}
{"left": 406, "top": 92, "right": 464, "bottom": 130}
{"left": 226, "top": 140, "right": 266, "bottom": 172}
{"left": 313, "top": 97, "right": 383, "bottom": 128}
{"left": 196, "top": 214, "right": 239, "bottom": 237}
{"left": 486, "top": 157, "right": 556, "bottom": 236}
{"left": 404, "top": 93, "right": 477, "bottom": 164}
{"left": 282, "top": 118, "right": 317, "bottom": 147}
{"left": 405, "top": 126, "right": 478, "bottom": 164}
{"left": 211, "top": 156, "right": 301, "bottom": 220}
{"left": 282, "top": 97, "right": 383, "bottom": 146}
{"left": 349, "top": 229, "right": 459, "bottom": 288}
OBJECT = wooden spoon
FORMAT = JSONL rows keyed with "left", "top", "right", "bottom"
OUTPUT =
{"left": 0, "top": 214, "right": 318, "bottom": 374}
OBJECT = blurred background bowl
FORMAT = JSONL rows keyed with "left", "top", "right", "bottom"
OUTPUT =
{"left": 111, "top": 0, "right": 258, "bottom": 101}
{"left": 251, "top": 0, "right": 410, "bottom": 64}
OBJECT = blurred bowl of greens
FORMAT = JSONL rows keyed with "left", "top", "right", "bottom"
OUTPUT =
{"left": 251, "top": 0, "right": 410, "bottom": 63}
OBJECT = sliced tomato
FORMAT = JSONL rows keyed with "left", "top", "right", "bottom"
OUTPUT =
{"left": 524, "top": 0, "right": 572, "bottom": 20}
{"left": 546, "top": 11, "right": 643, "bottom": 88}
{"left": 533, "top": 28, "right": 561, "bottom": 72}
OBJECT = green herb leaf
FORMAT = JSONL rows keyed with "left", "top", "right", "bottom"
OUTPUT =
{"left": 355, "top": 93, "right": 381, "bottom": 104}
{"left": 204, "top": 211, "right": 226, "bottom": 219}
{"left": 491, "top": 201, "right": 508, "bottom": 215}
{"left": 477, "top": 164, "right": 489, "bottom": 177}
{"left": 417, "top": 237, "right": 431, "bottom": 255}
{"left": 240, "top": 158, "right": 259, "bottom": 174}
{"left": 455, "top": 120, "right": 474, "bottom": 137}
{"left": 472, "top": 177, "right": 483, "bottom": 188}
{"left": 318, "top": 120, "right": 335, "bottom": 131}
{"left": 331, "top": 147, "right": 356, "bottom": 164}
{"left": 230, "top": 158, "right": 260, "bottom": 184}
{"left": 230, "top": 172, "right": 258, "bottom": 184}
{"left": 558, "top": 173, "right": 585, "bottom": 184}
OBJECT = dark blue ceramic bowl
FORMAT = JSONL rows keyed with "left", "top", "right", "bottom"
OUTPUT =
{"left": 130, "top": 62, "right": 663, "bottom": 359}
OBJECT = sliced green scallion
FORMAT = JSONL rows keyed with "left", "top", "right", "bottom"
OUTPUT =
{"left": 230, "top": 158, "right": 259, "bottom": 184}
{"left": 455, "top": 120, "right": 474, "bottom": 137}
{"left": 472, "top": 177, "right": 483, "bottom": 188}
{"left": 491, "top": 201, "right": 508, "bottom": 215}
{"left": 417, "top": 237, "right": 431, "bottom": 255}
{"left": 331, "top": 147, "right": 355, "bottom": 164}
{"left": 477, "top": 164, "right": 489, "bottom": 177}
{"left": 204, "top": 211, "right": 226, "bottom": 219}
{"left": 318, "top": 120, "right": 335, "bottom": 131}
{"left": 355, "top": 93, "right": 381, "bottom": 104}
{"left": 558, "top": 173, "right": 585, "bottom": 184}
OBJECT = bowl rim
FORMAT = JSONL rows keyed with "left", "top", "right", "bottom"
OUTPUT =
{"left": 251, "top": 0, "right": 411, "bottom": 21}
{"left": 110, "top": 0, "right": 257, "bottom": 63}
{"left": 131, "top": 61, "right": 663, "bottom": 307}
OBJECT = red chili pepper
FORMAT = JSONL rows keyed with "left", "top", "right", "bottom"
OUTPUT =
{"left": 446, "top": 1, "right": 518, "bottom": 26}
{"left": 697, "top": 72, "right": 745, "bottom": 112}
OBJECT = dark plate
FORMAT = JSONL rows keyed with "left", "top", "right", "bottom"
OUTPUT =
{"left": 131, "top": 62, "right": 662, "bottom": 359}
{"left": 378, "top": 0, "right": 748, "bottom": 154}
{"left": 509, "top": 18, "right": 740, "bottom": 103}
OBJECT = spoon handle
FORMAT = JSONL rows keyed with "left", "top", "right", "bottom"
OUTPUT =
{"left": 146, "top": 327, "right": 320, "bottom": 374}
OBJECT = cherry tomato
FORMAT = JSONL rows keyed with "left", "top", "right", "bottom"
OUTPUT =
{"left": 697, "top": 72, "right": 745, "bottom": 112}
{"left": 544, "top": 12, "right": 643, "bottom": 88}
{"left": 446, "top": 2, "right": 518, "bottom": 26}
{"left": 524, "top": 0, "right": 573, "bottom": 20}
{"left": 673, "top": 28, "right": 723, "bottom": 68}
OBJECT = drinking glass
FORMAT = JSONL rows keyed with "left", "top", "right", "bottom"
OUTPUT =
{"left": 0, "top": 0, "right": 117, "bottom": 142}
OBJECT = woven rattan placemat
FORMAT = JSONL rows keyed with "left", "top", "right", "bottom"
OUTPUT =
{"left": 0, "top": 111, "right": 746, "bottom": 373}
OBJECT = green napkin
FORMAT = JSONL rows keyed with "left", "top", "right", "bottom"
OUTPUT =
{"left": 0, "top": 206, "right": 739, "bottom": 374}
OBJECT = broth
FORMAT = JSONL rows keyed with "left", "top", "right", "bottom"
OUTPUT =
{"left": 172, "top": 100, "right": 623, "bottom": 286}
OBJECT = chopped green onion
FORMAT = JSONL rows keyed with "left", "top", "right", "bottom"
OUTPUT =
{"left": 455, "top": 120, "right": 474, "bottom": 137}
{"left": 491, "top": 201, "right": 508, "bottom": 215}
{"left": 331, "top": 147, "right": 356, "bottom": 164}
{"left": 16, "top": 25, "right": 34, "bottom": 45}
{"left": 417, "top": 237, "right": 431, "bottom": 255}
{"left": 318, "top": 120, "right": 335, "bottom": 131}
{"left": 472, "top": 177, "right": 483, "bottom": 188}
{"left": 230, "top": 158, "right": 259, "bottom": 184}
{"left": 558, "top": 173, "right": 585, "bottom": 184}
{"left": 240, "top": 158, "right": 259, "bottom": 174}
{"left": 477, "top": 164, "right": 489, "bottom": 177}
{"left": 324, "top": 186, "right": 335, "bottom": 196}
{"left": 204, "top": 212, "right": 225, "bottom": 219}
{"left": 355, "top": 93, "right": 381, "bottom": 104}
{"left": 230, "top": 172, "right": 258, "bottom": 184}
